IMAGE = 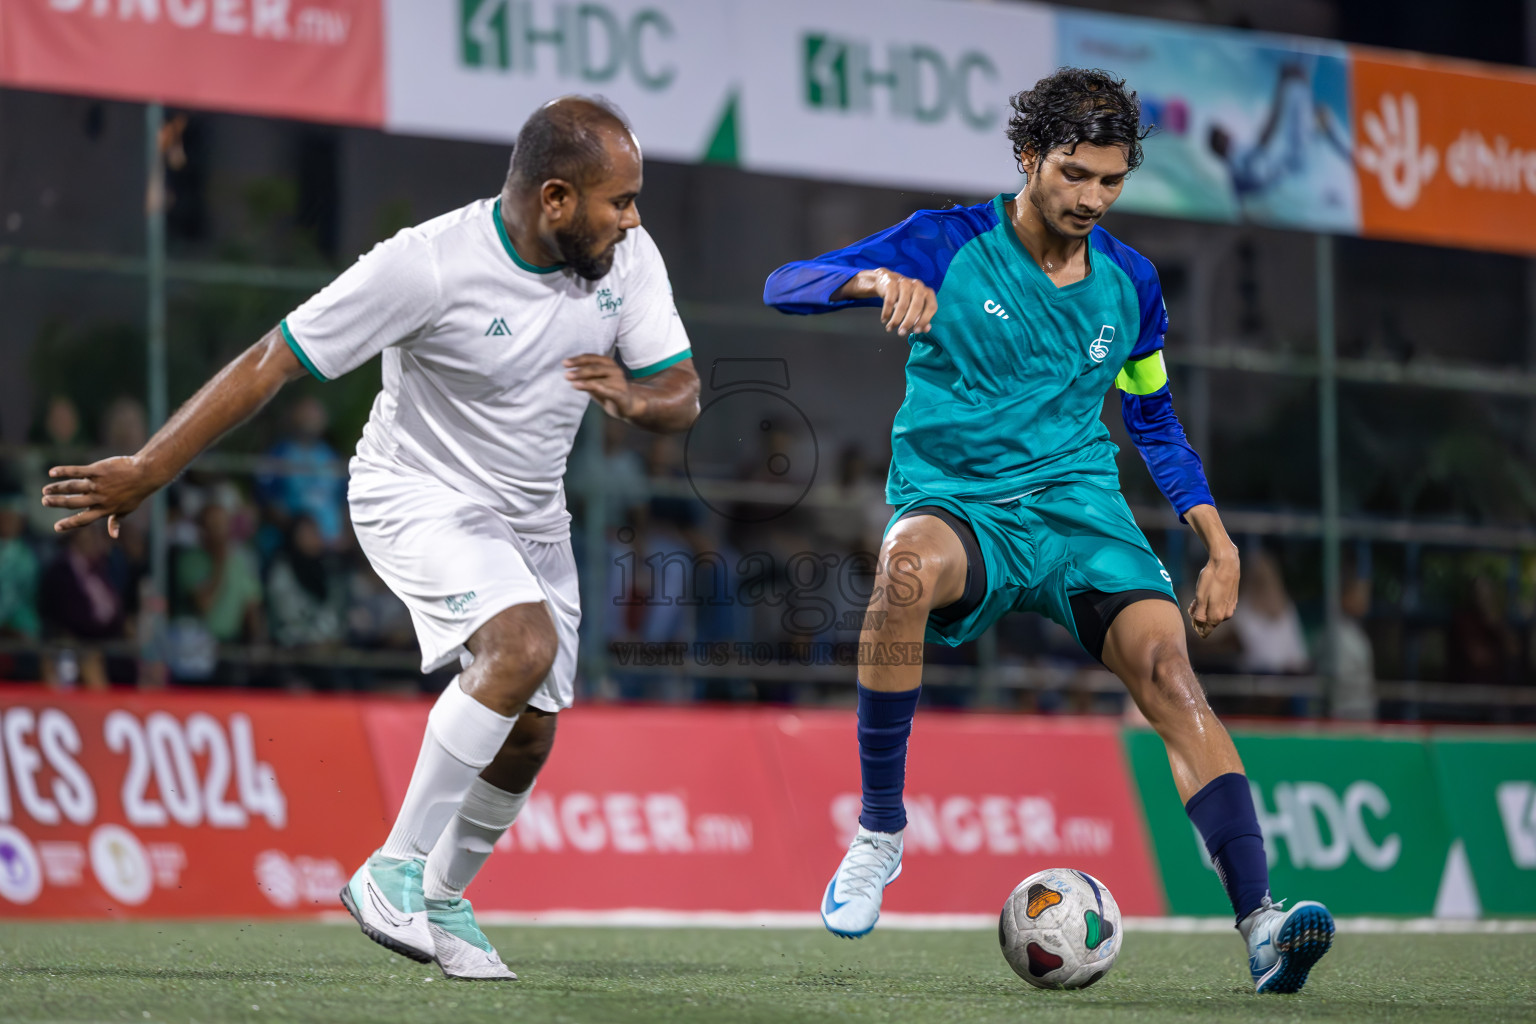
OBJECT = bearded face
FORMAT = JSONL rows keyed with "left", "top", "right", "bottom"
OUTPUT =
{"left": 554, "top": 198, "right": 623, "bottom": 281}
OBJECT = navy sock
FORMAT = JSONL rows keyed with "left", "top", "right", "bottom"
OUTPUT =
{"left": 856, "top": 683, "right": 920, "bottom": 833}
{"left": 1184, "top": 772, "right": 1270, "bottom": 924}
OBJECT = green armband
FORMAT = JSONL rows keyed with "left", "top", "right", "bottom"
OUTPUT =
{"left": 1114, "top": 351, "right": 1168, "bottom": 396}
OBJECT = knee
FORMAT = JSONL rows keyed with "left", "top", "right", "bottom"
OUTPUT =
{"left": 507, "top": 623, "right": 558, "bottom": 690}
{"left": 1135, "top": 646, "right": 1212, "bottom": 725}
{"left": 471, "top": 604, "right": 559, "bottom": 699}
{"left": 526, "top": 626, "right": 559, "bottom": 683}
{"left": 872, "top": 532, "right": 960, "bottom": 623}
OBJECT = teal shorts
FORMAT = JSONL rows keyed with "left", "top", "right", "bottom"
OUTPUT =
{"left": 885, "top": 481, "right": 1176, "bottom": 651}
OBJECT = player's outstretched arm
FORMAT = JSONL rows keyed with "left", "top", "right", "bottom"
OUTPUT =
{"left": 1184, "top": 504, "right": 1240, "bottom": 639}
{"left": 764, "top": 206, "right": 959, "bottom": 322}
{"left": 563, "top": 355, "right": 699, "bottom": 433}
{"left": 42, "top": 325, "right": 308, "bottom": 535}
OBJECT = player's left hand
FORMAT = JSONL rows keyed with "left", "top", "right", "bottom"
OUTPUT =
{"left": 564, "top": 354, "right": 644, "bottom": 420}
{"left": 1187, "top": 549, "right": 1239, "bottom": 639}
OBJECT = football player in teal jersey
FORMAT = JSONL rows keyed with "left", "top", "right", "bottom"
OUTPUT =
{"left": 765, "top": 68, "right": 1333, "bottom": 993}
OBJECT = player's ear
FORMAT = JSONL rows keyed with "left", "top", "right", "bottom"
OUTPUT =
{"left": 1015, "top": 147, "right": 1037, "bottom": 178}
{"left": 540, "top": 178, "right": 578, "bottom": 222}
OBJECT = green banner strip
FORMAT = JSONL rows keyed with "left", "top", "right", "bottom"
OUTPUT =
{"left": 1125, "top": 729, "right": 1453, "bottom": 917}
{"left": 1428, "top": 735, "right": 1536, "bottom": 917}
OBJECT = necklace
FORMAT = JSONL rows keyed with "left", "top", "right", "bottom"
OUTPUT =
{"left": 1042, "top": 259, "right": 1055, "bottom": 272}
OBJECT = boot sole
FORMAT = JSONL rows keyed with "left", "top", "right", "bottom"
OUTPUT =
{"left": 1257, "top": 904, "right": 1334, "bottom": 994}
{"left": 340, "top": 884, "right": 434, "bottom": 964}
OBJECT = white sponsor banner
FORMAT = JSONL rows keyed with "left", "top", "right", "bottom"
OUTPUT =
{"left": 383, "top": 0, "right": 737, "bottom": 162}
{"left": 734, "top": 0, "right": 1055, "bottom": 194}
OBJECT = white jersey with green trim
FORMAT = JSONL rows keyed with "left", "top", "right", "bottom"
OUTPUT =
{"left": 281, "top": 197, "right": 691, "bottom": 541}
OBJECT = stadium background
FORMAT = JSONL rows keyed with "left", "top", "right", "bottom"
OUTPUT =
{"left": 0, "top": 0, "right": 1533, "bottom": 928}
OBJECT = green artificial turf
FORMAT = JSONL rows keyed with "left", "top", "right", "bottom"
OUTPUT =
{"left": 0, "top": 922, "right": 1532, "bottom": 1023}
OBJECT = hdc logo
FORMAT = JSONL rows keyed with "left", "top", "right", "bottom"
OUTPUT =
{"left": 802, "top": 33, "right": 997, "bottom": 129}
{"left": 1195, "top": 780, "right": 1402, "bottom": 873}
{"left": 1254, "top": 780, "right": 1400, "bottom": 871}
{"left": 462, "top": 0, "right": 675, "bottom": 90}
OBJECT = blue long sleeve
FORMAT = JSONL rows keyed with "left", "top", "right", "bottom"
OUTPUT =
{"left": 764, "top": 203, "right": 996, "bottom": 314}
{"left": 1120, "top": 385, "right": 1214, "bottom": 520}
{"left": 763, "top": 260, "right": 875, "bottom": 314}
{"left": 1093, "top": 231, "right": 1215, "bottom": 520}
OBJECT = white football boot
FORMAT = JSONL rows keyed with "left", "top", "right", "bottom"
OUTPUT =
{"left": 820, "top": 826, "right": 903, "bottom": 938}
{"left": 427, "top": 896, "right": 518, "bottom": 981}
{"left": 1242, "top": 896, "right": 1335, "bottom": 994}
{"left": 339, "top": 852, "right": 435, "bottom": 963}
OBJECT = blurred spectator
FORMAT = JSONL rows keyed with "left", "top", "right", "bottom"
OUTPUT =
{"left": 644, "top": 433, "right": 688, "bottom": 495}
{"left": 175, "top": 501, "right": 264, "bottom": 644}
{"left": 683, "top": 513, "right": 755, "bottom": 702}
{"left": 347, "top": 552, "right": 416, "bottom": 651}
{"left": 99, "top": 395, "right": 148, "bottom": 456}
{"left": 25, "top": 395, "right": 87, "bottom": 535}
{"left": 266, "top": 515, "right": 346, "bottom": 649}
{"left": 568, "top": 416, "right": 649, "bottom": 527}
{"left": 256, "top": 396, "right": 347, "bottom": 547}
{"left": 1333, "top": 570, "right": 1376, "bottom": 720}
{"left": 737, "top": 425, "right": 815, "bottom": 525}
{"left": 605, "top": 495, "right": 706, "bottom": 701}
{"left": 108, "top": 514, "right": 150, "bottom": 615}
{"left": 639, "top": 496, "right": 700, "bottom": 648}
{"left": 1227, "top": 551, "right": 1310, "bottom": 674}
{"left": 39, "top": 394, "right": 81, "bottom": 448}
{"left": 1448, "top": 573, "right": 1518, "bottom": 684}
{"left": 39, "top": 520, "right": 126, "bottom": 688}
{"left": 0, "top": 493, "right": 40, "bottom": 640}
{"left": 810, "top": 445, "right": 882, "bottom": 555}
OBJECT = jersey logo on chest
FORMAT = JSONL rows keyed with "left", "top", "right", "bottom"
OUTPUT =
{"left": 596, "top": 288, "right": 624, "bottom": 319}
{"left": 1088, "top": 325, "right": 1115, "bottom": 363}
{"left": 485, "top": 317, "right": 511, "bottom": 337}
{"left": 982, "top": 298, "right": 1011, "bottom": 321}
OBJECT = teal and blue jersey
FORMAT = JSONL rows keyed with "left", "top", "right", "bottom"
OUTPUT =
{"left": 763, "top": 193, "right": 1213, "bottom": 518}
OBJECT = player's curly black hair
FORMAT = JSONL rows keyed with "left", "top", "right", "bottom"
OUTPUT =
{"left": 1004, "top": 68, "right": 1151, "bottom": 177}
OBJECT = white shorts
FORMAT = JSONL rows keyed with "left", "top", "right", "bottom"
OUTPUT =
{"left": 347, "top": 457, "right": 581, "bottom": 713}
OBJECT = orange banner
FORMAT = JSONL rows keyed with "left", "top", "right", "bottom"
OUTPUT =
{"left": 0, "top": 0, "right": 384, "bottom": 126}
{"left": 1353, "top": 49, "right": 1536, "bottom": 254}
{"left": 0, "top": 688, "right": 387, "bottom": 917}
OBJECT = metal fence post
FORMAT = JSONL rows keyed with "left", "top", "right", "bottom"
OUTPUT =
{"left": 579, "top": 403, "right": 608, "bottom": 693}
{"left": 1317, "top": 233, "right": 1342, "bottom": 716}
{"left": 145, "top": 102, "right": 169, "bottom": 601}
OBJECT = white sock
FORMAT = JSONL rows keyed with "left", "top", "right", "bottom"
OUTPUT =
{"left": 423, "top": 777, "right": 532, "bottom": 902}
{"left": 379, "top": 678, "right": 517, "bottom": 862}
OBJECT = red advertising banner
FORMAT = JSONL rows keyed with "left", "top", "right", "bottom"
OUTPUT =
{"left": 1352, "top": 49, "right": 1536, "bottom": 254}
{"left": 363, "top": 704, "right": 1165, "bottom": 917}
{"left": 773, "top": 711, "right": 1165, "bottom": 917}
{"left": 0, "top": 689, "right": 1160, "bottom": 920}
{"left": 0, "top": 0, "right": 384, "bottom": 127}
{"left": 363, "top": 704, "right": 810, "bottom": 914}
{"left": 0, "top": 688, "right": 387, "bottom": 917}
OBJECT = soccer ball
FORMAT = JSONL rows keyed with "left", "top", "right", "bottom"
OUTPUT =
{"left": 999, "top": 868, "right": 1122, "bottom": 990}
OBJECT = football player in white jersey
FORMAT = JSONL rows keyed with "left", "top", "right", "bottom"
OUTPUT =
{"left": 42, "top": 97, "right": 699, "bottom": 979}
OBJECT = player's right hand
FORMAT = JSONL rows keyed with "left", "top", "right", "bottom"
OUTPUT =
{"left": 871, "top": 269, "right": 937, "bottom": 335}
{"left": 41, "top": 456, "right": 157, "bottom": 537}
